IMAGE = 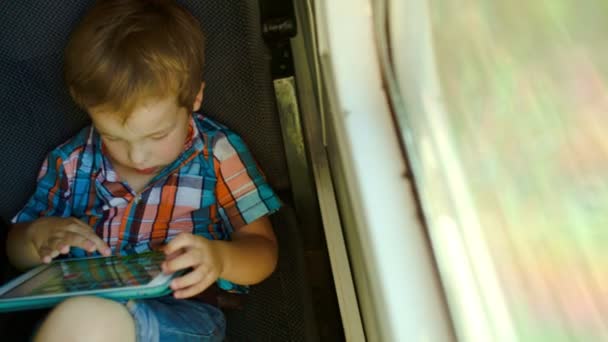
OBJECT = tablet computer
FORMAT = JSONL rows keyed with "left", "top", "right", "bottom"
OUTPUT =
{"left": 0, "top": 251, "right": 179, "bottom": 312}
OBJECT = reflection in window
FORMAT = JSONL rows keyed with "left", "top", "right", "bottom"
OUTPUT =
{"left": 392, "top": 1, "right": 608, "bottom": 340}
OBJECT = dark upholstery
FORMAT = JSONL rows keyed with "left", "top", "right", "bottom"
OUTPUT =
{"left": 0, "top": 1, "right": 315, "bottom": 340}
{"left": 226, "top": 207, "right": 319, "bottom": 341}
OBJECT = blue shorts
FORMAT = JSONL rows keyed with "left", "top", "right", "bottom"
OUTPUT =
{"left": 126, "top": 295, "right": 226, "bottom": 342}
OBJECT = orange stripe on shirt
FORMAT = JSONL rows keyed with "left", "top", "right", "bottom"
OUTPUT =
{"left": 151, "top": 174, "right": 178, "bottom": 239}
{"left": 41, "top": 156, "right": 63, "bottom": 217}
{"left": 214, "top": 157, "right": 235, "bottom": 208}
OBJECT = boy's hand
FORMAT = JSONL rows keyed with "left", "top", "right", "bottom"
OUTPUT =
{"left": 161, "top": 233, "right": 224, "bottom": 299}
{"left": 28, "top": 217, "right": 112, "bottom": 263}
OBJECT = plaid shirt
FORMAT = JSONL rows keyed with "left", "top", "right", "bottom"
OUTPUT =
{"left": 12, "top": 113, "right": 281, "bottom": 291}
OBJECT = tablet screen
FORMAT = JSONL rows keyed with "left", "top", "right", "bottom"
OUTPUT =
{"left": 0, "top": 252, "right": 166, "bottom": 299}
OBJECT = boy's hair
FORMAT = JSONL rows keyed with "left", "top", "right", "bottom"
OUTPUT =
{"left": 65, "top": 0, "right": 205, "bottom": 118}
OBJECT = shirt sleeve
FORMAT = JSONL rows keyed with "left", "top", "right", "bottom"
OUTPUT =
{"left": 213, "top": 130, "right": 282, "bottom": 232}
{"left": 12, "top": 150, "right": 72, "bottom": 223}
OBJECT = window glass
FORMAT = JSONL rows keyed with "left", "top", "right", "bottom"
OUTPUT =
{"left": 392, "top": 1, "right": 608, "bottom": 340}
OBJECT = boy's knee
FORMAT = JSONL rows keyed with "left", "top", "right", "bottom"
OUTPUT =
{"left": 34, "top": 296, "right": 135, "bottom": 342}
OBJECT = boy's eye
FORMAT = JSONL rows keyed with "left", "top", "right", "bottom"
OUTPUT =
{"left": 150, "top": 133, "right": 169, "bottom": 140}
{"left": 103, "top": 135, "right": 120, "bottom": 142}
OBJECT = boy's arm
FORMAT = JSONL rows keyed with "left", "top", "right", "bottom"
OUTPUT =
{"left": 162, "top": 215, "right": 277, "bottom": 298}
{"left": 213, "top": 216, "right": 278, "bottom": 284}
{"left": 7, "top": 148, "right": 111, "bottom": 271}
{"left": 161, "top": 127, "right": 282, "bottom": 298}
{"left": 7, "top": 218, "right": 111, "bottom": 271}
{"left": 7, "top": 149, "right": 68, "bottom": 271}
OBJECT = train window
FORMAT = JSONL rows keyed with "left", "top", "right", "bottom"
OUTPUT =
{"left": 389, "top": 1, "right": 608, "bottom": 340}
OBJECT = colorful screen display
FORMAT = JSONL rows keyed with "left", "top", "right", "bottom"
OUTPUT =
{"left": 0, "top": 252, "right": 166, "bottom": 299}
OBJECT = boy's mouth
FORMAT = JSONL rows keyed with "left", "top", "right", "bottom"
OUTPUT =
{"left": 134, "top": 167, "right": 158, "bottom": 174}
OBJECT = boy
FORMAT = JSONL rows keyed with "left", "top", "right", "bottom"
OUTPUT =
{"left": 5, "top": 0, "right": 281, "bottom": 341}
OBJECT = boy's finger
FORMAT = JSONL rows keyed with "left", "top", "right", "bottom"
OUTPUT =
{"left": 38, "top": 247, "right": 51, "bottom": 262}
{"left": 67, "top": 231, "right": 111, "bottom": 255}
{"left": 59, "top": 244, "right": 70, "bottom": 254}
{"left": 173, "top": 274, "right": 215, "bottom": 299}
{"left": 47, "top": 236, "right": 72, "bottom": 255}
{"left": 47, "top": 236, "right": 66, "bottom": 252}
{"left": 165, "top": 248, "right": 185, "bottom": 262}
{"left": 162, "top": 251, "right": 197, "bottom": 274}
{"left": 81, "top": 232, "right": 111, "bottom": 256}
{"left": 162, "top": 233, "right": 195, "bottom": 256}
{"left": 38, "top": 246, "right": 56, "bottom": 263}
{"left": 64, "top": 220, "right": 111, "bottom": 255}
{"left": 169, "top": 267, "right": 203, "bottom": 290}
{"left": 63, "top": 232, "right": 95, "bottom": 252}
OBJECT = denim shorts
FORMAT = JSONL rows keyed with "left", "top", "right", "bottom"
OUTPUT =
{"left": 126, "top": 295, "right": 226, "bottom": 342}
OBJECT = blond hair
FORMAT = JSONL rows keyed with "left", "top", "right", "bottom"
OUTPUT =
{"left": 65, "top": 0, "right": 205, "bottom": 117}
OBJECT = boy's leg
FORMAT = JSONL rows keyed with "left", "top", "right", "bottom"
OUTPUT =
{"left": 33, "top": 296, "right": 135, "bottom": 342}
{"left": 127, "top": 295, "right": 225, "bottom": 341}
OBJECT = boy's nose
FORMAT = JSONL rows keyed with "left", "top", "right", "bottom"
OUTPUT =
{"left": 128, "top": 145, "right": 146, "bottom": 165}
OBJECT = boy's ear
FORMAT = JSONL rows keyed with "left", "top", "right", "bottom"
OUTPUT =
{"left": 192, "top": 82, "right": 205, "bottom": 112}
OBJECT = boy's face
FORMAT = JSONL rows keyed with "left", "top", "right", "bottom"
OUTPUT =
{"left": 89, "top": 86, "right": 203, "bottom": 177}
